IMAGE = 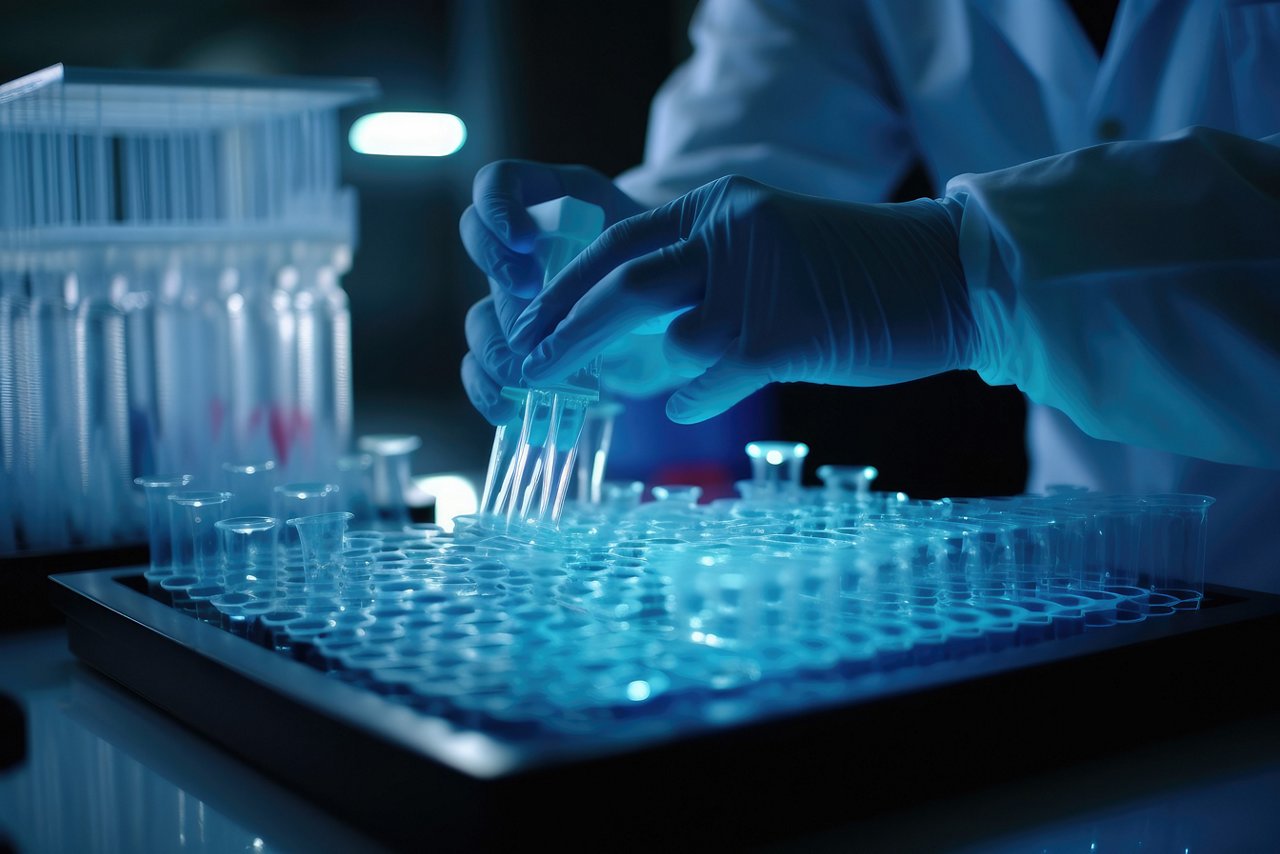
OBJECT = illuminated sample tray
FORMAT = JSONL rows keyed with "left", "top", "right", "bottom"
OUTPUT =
{"left": 53, "top": 567, "right": 1280, "bottom": 850}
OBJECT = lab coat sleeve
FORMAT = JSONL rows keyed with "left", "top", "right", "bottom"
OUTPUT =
{"left": 949, "top": 126, "right": 1280, "bottom": 468}
{"left": 615, "top": 0, "right": 915, "bottom": 207}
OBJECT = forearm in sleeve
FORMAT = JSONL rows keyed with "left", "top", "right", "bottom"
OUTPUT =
{"left": 949, "top": 126, "right": 1280, "bottom": 468}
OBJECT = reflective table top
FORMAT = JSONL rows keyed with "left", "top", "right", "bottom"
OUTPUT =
{"left": 2, "top": 627, "right": 1278, "bottom": 853}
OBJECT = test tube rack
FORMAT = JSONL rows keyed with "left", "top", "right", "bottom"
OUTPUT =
{"left": 52, "top": 502, "right": 1280, "bottom": 850}
{"left": 0, "top": 64, "right": 378, "bottom": 556}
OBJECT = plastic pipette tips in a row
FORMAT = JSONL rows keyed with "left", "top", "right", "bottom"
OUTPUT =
{"left": 478, "top": 197, "right": 606, "bottom": 529}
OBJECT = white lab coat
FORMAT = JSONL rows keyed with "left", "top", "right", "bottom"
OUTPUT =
{"left": 616, "top": 0, "right": 1280, "bottom": 591}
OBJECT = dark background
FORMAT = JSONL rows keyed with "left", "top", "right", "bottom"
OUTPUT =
{"left": 0, "top": 0, "right": 1026, "bottom": 499}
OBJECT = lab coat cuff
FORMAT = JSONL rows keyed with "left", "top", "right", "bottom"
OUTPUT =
{"left": 945, "top": 185, "right": 1032, "bottom": 391}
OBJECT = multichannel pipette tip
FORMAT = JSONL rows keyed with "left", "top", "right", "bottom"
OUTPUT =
{"left": 479, "top": 197, "right": 607, "bottom": 528}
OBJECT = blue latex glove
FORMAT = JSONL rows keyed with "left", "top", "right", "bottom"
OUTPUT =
{"left": 507, "top": 175, "right": 979, "bottom": 424}
{"left": 459, "top": 160, "right": 645, "bottom": 423}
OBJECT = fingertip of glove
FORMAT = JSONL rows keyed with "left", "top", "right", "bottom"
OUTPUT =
{"left": 520, "top": 344, "right": 553, "bottom": 382}
{"left": 664, "top": 394, "right": 702, "bottom": 425}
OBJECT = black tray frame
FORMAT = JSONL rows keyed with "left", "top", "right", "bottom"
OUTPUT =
{"left": 51, "top": 568, "right": 1280, "bottom": 850}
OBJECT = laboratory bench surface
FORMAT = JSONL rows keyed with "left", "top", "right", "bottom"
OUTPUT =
{"left": 2, "top": 626, "right": 1280, "bottom": 853}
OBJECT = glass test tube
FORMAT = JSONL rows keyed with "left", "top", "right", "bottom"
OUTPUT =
{"left": 168, "top": 491, "right": 233, "bottom": 582}
{"left": 134, "top": 473, "right": 194, "bottom": 586}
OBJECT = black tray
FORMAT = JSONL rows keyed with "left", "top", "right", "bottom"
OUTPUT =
{"left": 51, "top": 568, "right": 1280, "bottom": 851}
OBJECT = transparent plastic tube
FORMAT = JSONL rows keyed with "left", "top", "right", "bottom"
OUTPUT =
{"left": 336, "top": 452, "right": 374, "bottom": 525}
{"left": 287, "top": 511, "right": 353, "bottom": 590}
{"left": 322, "top": 252, "right": 355, "bottom": 461}
{"left": 283, "top": 247, "right": 355, "bottom": 481}
{"left": 573, "top": 400, "right": 623, "bottom": 505}
{"left": 15, "top": 274, "right": 67, "bottom": 549}
{"left": 488, "top": 389, "right": 593, "bottom": 527}
{"left": 223, "top": 247, "right": 266, "bottom": 466}
{"left": 0, "top": 280, "right": 17, "bottom": 552}
{"left": 536, "top": 392, "right": 587, "bottom": 523}
{"left": 997, "top": 513, "right": 1054, "bottom": 598}
{"left": 480, "top": 198, "right": 605, "bottom": 528}
{"left": 0, "top": 70, "right": 372, "bottom": 559}
{"left": 599, "top": 480, "right": 645, "bottom": 515}
{"left": 816, "top": 465, "right": 879, "bottom": 502}
{"left": 291, "top": 257, "right": 325, "bottom": 479}
{"left": 0, "top": 468, "right": 12, "bottom": 554}
{"left": 266, "top": 257, "right": 299, "bottom": 478}
{"left": 168, "top": 490, "right": 233, "bottom": 582}
{"left": 1007, "top": 505, "right": 1092, "bottom": 594}
{"left": 158, "top": 254, "right": 233, "bottom": 484}
{"left": 735, "top": 479, "right": 775, "bottom": 503}
{"left": 651, "top": 485, "right": 703, "bottom": 509}
{"left": 928, "top": 520, "right": 983, "bottom": 606}
{"left": 68, "top": 264, "right": 133, "bottom": 546}
{"left": 1097, "top": 498, "right": 1146, "bottom": 591}
{"left": 221, "top": 459, "right": 278, "bottom": 517}
{"left": 746, "top": 441, "right": 809, "bottom": 498}
{"left": 478, "top": 399, "right": 532, "bottom": 521}
{"left": 1143, "top": 494, "right": 1214, "bottom": 608}
{"left": 134, "top": 473, "right": 194, "bottom": 588}
{"left": 217, "top": 516, "right": 279, "bottom": 593}
{"left": 358, "top": 434, "right": 421, "bottom": 528}
{"left": 274, "top": 481, "right": 339, "bottom": 550}
{"left": 961, "top": 518, "right": 1019, "bottom": 602}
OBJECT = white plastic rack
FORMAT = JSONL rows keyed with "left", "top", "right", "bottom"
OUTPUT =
{"left": 0, "top": 64, "right": 378, "bottom": 553}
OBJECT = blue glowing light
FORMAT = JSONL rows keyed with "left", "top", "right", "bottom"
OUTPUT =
{"left": 348, "top": 112, "right": 467, "bottom": 157}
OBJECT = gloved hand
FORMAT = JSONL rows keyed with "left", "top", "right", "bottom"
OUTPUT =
{"left": 507, "top": 175, "right": 980, "bottom": 424}
{"left": 459, "top": 160, "right": 646, "bottom": 424}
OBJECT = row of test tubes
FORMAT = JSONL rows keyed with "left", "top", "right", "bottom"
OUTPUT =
{"left": 128, "top": 435, "right": 1217, "bottom": 744}
{"left": 585, "top": 442, "right": 1216, "bottom": 610}
{"left": 134, "top": 432, "right": 428, "bottom": 609}
{"left": 0, "top": 241, "right": 357, "bottom": 554}
{"left": 0, "top": 65, "right": 377, "bottom": 555}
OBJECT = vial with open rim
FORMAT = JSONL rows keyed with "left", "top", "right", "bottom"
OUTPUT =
{"left": 745, "top": 441, "right": 810, "bottom": 497}
{"left": 358, "top": 434, "right": 421, "bottom": 528}
{"left": 134, "top": 473, "right": 194, "bottom": 589}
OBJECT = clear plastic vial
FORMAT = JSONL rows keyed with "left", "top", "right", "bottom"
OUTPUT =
{"left": 134, "top": 473, "right": 194, "bottom": 585}
{"left": 287, "top": 511, "right": 354, "bottom": 590}
{"left": 358, "top": 434, "right": 421, "bottom": 528}
{"left": 221, "top": 460, "right": 278, "bottom": 517}
{"left": 217, "top": 515, "right": 280, "bottom": 592}
{"left": 168, "top": 490, "right": 233, "bottom": 581}
{"left": 745, "top": 441, "right": 810, "bottom": 496}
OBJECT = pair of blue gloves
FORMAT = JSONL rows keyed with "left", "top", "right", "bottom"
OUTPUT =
{"left": 460, "top": 161, "right": 977, "bottom": 425}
